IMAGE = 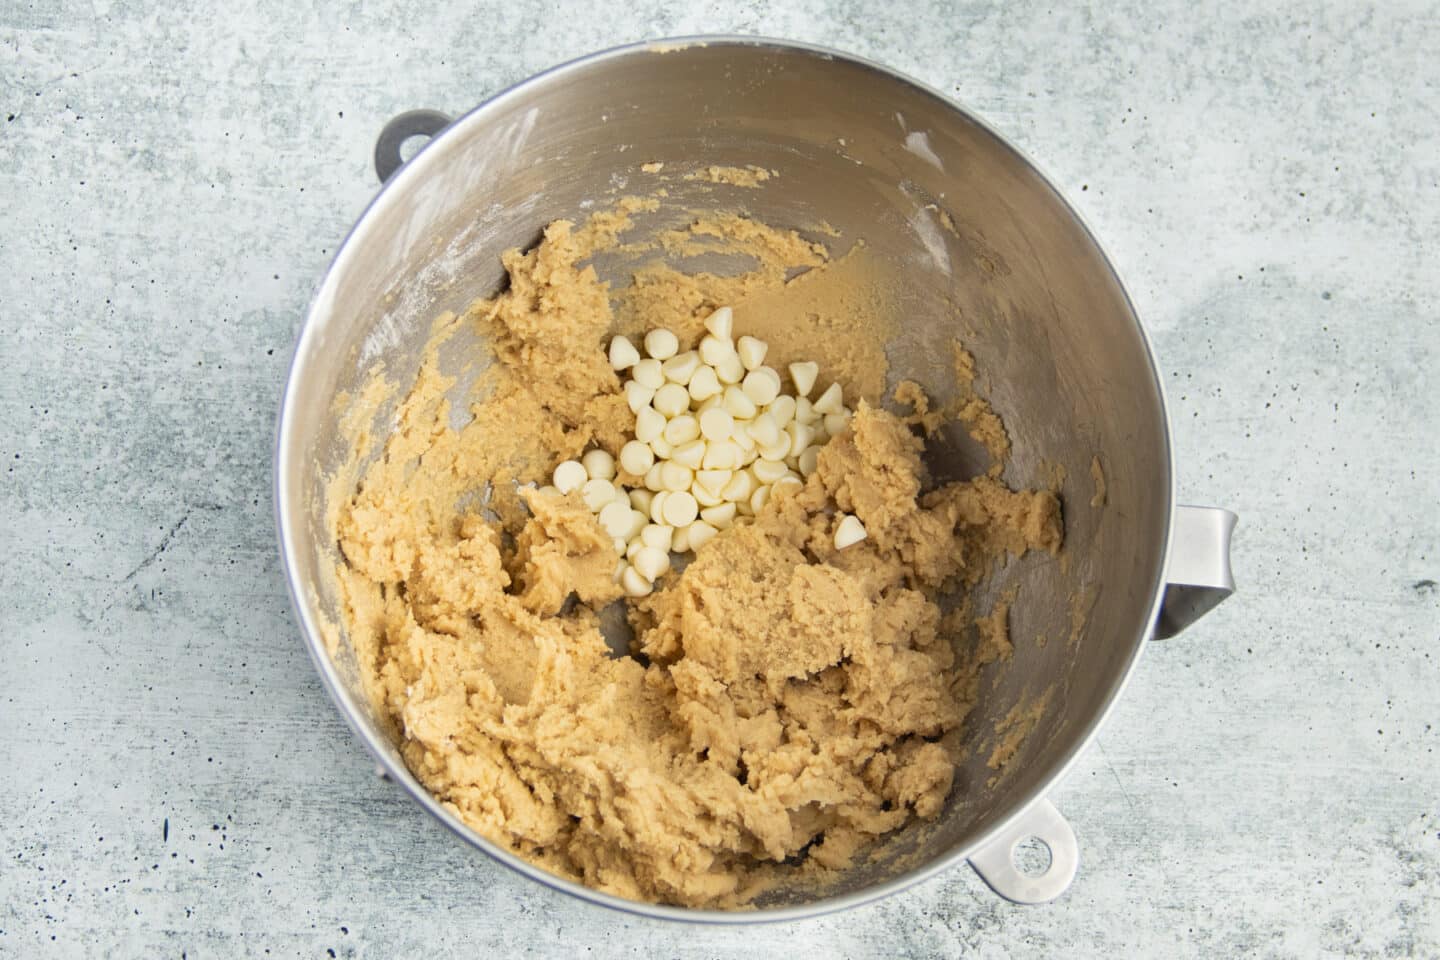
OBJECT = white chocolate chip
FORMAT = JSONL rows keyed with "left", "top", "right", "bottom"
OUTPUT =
{"left": 663, "top": 414, "right": 700, "bottom": 446}
{"left": 788, "top": 421, "right": 816, "bottom": 453}
{"left": 698, "top": 334, "right": 734, "bottom": 366}
{"left": 644, "top": 464, "right": 665, "bottom": 492}
{"left": 629, "top": 488, "right": 654, "bottom": 512}
{"left": 685, "top": 520, "right": 719, "bottom": 552}
{"left": 632, "top": 545, "right": 671, "bottom": 582}
{"left": 768, "top": 395, "right": 796, "bottom": 429}
{"left": 742, "top": 367, "right": 782, "bottom": 407}
{"left": 624, "top": 380, "right": 656, "bottom": 414}
{"left": 834, "top": 514, "right": 867, "bottom": 549}
{"left": 661, "top": 350, "right": 700, "bottom": 385}
{"left": 582, "top": 448, "right": 615, "bottom": 481}
{"left": 757, "top": 432, "right": 792, "bottom": 462}
{"left": 621, "top": 565, "right": 653, "bottom": 597}
{"left": 626, "top": 509, "right": 649, "bottom": 540}
{"left": 736, "top": 335, "right": 768, "bottom": 371}
{"left": 632, "top": 358, "right": 664, "bottom": 389}
{"left": 613, "top": 559, "right": 627, "bottom": 583}
{"left": 700, "top": 502, "right": 737, "bottom": 529}
{"left": 788, "top": 361, "right": 819, "bottom": 397}
{"left": 703, "top": 306, "right": 734, "bottom": 339}
{"left": 634, "top": 406, "right": 665, "bottom": 443}
{"left": 608, "top": 335, "right": 640, "bottom": 370}
{"left": 795, "top": 396, "right": 819, "bottom": 425}
{"left": 644, "top": 328, "right": 679, "bottom": 360}
{"left": 552, "top": 460, "right": 587, "bottom": 494}
{"left": 619, "top": 440, "right": 655, "bottom": 477}
{"left": 692, "top": 484, "right": 724, "bottom": 507}
{"left": 670, "top": 439, "right": 706, "bottom": 469}
{"left": 798, "top": 444, "right": 822, "bottom": 477}
{"left": 695, "top": 469, "right": 731, "bottom": 497}
{"left": 699, "top": 407, "right": 735, "bottom": 442}
{"left": 598, "top": 499, "right": 634, "bottom": 539}
{"left": 813, "top": 382, "right": 844, "bottom": 415}
{"left": 660, "top": 461, "right": 693, "bottom": 492}
{"left": 662, "top": 490, "right": 699, "bottom": 527}
{"left": 537, "top": 485, "right": 560, "bottom": 498}
{"left": 653, "top": 382, "right": 690, "bottom": 417}
{"left": 824, "top": 411, "right": 850, "bottom": 436}
{"left": 702, "top": 438, "right": 740, "bottom": 469}
{"left": 714, "top": 353, "right": 745, "bottom": 385}
{"left": 749, "top": 484, "right": 771, "bottom": 514}
{"left": 687, "top": 365, "right": 722, "bottom": 402}
{"left": 640, "top": 524, "right": 674, "bottom": 552}
{"left": 771, "top": 475, "right": 804, "bottom": 498}
{"left": 746, "top": 412, "right": 781, "bottom": 447}
{"left": 625, "top": 539, "right": 644, "bottom": 561}
{"left": 648, "top": 490, "right": 670, "bottom": 523}
{"left": 730, "top": 425, "right": 756, "bottom": 453}
{"left": 580, "top": 478, "right": 616, "bottom": 511}
{"left": 670, "top": 523, "right": 692, "bottom": 553}
{"left": 721, "top": 469, "right": 754, "bottom": 502}
{"left": 752, "top": 458, "right": 789, "bottom": 484}
{"left": 722, "top": 385, "right": 757, "bottom": 420}
{"left": 648, "top": 434, "right": 673, "bottom": 459}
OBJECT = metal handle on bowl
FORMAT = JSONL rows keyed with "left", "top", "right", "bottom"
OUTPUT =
{"left": 374, "top": 109, "right": 452, "bottom": 183}
{"left": 1154, "top": 505, "right": 1238, "bottom": 639}
{"left": 967, "top": 798, "right": 1079, "bottom": 904}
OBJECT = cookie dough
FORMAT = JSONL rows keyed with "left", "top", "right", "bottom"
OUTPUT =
{"left": 331, "top": 205, "right": 1061, "bottom": 907}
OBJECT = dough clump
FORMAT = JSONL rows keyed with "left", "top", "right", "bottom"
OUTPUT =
{"left": 334, "top": 214, "right": 1060, "bottom": 907}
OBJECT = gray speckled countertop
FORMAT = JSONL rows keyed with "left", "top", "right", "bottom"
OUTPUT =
{"left": 2, "top": 2, "right": 1437, "bottom": 957}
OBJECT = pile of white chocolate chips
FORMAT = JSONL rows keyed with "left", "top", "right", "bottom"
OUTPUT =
{"left": 536, "top": 306, "right": 868, "bottom": 598}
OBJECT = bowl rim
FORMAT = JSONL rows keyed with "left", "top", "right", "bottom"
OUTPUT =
{"left": 274, "top": 33, "right": 1177, "bottom": 924}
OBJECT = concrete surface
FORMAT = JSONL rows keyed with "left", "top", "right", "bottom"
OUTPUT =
{"left": 2, "top": 1, "right": 1437, "bottom": 957}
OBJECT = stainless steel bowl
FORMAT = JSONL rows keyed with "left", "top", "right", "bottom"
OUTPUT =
{"left": 275, "top": 37, "right": 1236, "bottom": 921}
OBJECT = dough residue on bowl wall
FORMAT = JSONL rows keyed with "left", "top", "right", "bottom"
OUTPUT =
{"left": 681, "top": 164, "right": 776, "bottom": 187}
{"left": 325, "top": 195, "right": 1063, "bottom": 908}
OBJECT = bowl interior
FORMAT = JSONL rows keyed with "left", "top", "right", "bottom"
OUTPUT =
{"left": 278, "top": 39, "right": 1171, "bottom": 913}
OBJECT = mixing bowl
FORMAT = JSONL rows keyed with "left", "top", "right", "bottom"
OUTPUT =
{"left": 275, "top": 37, "right": 1236, "bottom": 921}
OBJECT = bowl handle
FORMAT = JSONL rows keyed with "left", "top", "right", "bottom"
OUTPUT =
{"left": 373, "top": 109, "right": 452, "bottom": 183}
{"left": 967, "top": 798, "right": 1079, "bottom": 903}
{"left": 1154, "top": 505, "right": 1239, "bottom": 639}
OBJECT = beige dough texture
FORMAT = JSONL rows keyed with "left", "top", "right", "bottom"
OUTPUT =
{"left": 331, "top": 203, "right": 1062, "bottom": 908}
